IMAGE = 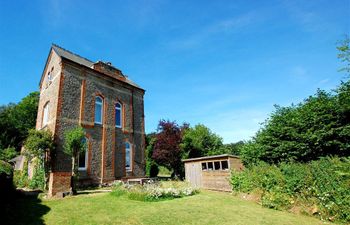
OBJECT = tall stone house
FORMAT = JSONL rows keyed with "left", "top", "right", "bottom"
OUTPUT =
{"left": 37, "top": 44, "right": 145, "bottom": 197}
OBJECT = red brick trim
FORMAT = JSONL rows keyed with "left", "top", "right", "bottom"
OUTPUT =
{"left": 86, "top": 133, "right": 92, "bottom": 176}
{"left": 101, "top": 98, "right": 107, "bottom": 183}
{"left": 111, "top": 127, "right": 115, "bottom": 178}
{"left": 79, "top": 79, "right": 86, "bottom": 125}
{"left": 130, "top": 92, "right": 134, "bottom": 133}
{"left": 53, "top": 67, "right": 65, "bottom": 139}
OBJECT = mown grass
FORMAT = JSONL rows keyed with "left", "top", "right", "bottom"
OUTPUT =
{"left": 5, "top": 190, "right": 331, "bottom": 225}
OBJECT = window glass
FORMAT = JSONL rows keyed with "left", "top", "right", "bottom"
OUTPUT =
{"left": 95, "top": 96, "right": 103, "bottom": 124}
{"left": 43, "top": 102, "right": 49, "bottom": 127}
{"left": 208, "top": 162, "right": 213, "bottom": 170}
{"left": 125, "top": 142, "right": 131, "bottom": 170}
{"left": 221, "top": 160, "right": 229, "bottom": 170}
{"left": 214, "top": 161, "right": 220, "bottom": 170}
{"left": 115, "top": 102, "right": 122, "bottom": 128}
{"left": 201, "top": 162, "right": 207, "bottom": 170}
{"left": 78, "top": 138, "right": 88, "bottom": 170}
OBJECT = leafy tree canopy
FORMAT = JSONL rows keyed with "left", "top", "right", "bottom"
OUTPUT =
{"left": 63, "top": 126, "right": 86, "bottom": 157}
{"left": 24, "top": 129, "right": 54, "bottom": 159}
{"left": 152, "top": 120, "right": 187, "bottom": 178}
{"left": 0, "top": 91, "right": 39, "bottom": 152}
{"left": 181, "top": 124, "right": 223, "bottom": 158}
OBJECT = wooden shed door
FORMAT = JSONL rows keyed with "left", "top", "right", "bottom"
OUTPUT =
{"left": 187, "top": 162, "right": 202, "bottom": 188}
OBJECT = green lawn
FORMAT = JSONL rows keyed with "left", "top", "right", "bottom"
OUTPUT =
{"left": 6, "top": 191, "right": 330, "bottom": 225}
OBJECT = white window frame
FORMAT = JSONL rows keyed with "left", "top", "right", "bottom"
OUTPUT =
{"left": 78, "top": 138, "right": 88, "bottom": 171}
{"left": 42, "top": 102, "right": 49, "bottom": 127}
{"left": 125, "top": 142, "right": 132, "bottom": 171}
{"left": 115, "top": 102, "right": 122, "bottom": 128}
{"left": 95, "top": 96, "right": 103, "bottom": 124}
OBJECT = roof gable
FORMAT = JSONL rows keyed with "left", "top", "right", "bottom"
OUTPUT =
{"left": 39, "top": 44, "right": 143, "bottom": 91}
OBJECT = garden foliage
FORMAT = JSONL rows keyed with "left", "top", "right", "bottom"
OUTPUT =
{"left": 231, "top": 157, "right": 350, "bottom": 223}
{"left": 111, "top": 180, "right": 199, "bottom": 201}
{"left": 240, "top": 80, "right": 350, "bottom": 165}
{"left": 0, "top": 91, "right": 39, "bottom": 153}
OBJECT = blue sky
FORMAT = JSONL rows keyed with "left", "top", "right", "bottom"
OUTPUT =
{"left": 0, "top": 0, "right": 349, "bottom": 143}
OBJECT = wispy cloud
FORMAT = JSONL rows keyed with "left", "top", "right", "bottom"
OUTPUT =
{"left": 288, "top": 65, "right": 309, "bottom": 84}
{"left": 166, "top": 11, "right": 258, "bottom": 50}
{"left": 281, "top": 0, "right": 327, "bottom": 32}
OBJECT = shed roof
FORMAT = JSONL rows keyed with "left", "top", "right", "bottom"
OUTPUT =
{"left": 182, "top": 154, "right": 240, "bottom": 163}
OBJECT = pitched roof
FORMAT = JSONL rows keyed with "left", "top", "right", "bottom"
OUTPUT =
{"left": 50, "top": 44, "right": 143, "bottom": 90}
{"left": 52, "top": 44, "right": 94, "bottom": 68}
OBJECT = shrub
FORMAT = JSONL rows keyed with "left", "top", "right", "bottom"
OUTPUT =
{"left": 111, "top": 180, "right": 199, "bottom": 201}
{"left": 230, "top": 157, "right": 350, "bottom": 223}
{"left": 261, "top": 190, "right": 293, "bottom": 210}
{"left": 0, "top": 147, "right": 18, "bottom": 162}
{"left": 13, "top": 159, "right": 29, "bottom": 188}
{"left": 28, "top": 158, "right": 45, "bottom": 190}
{"left": 0, "top": 160, "right": 13, "bottom": 175}
{"left": 0, "top": 160, "right": 15, "bottom": 204}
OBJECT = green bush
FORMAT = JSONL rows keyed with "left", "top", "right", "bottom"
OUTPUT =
{"left": 0, "top": 160, "right": 13, "bottom": 175}
{"left": 0, "top": 147, "right": 18, "bottom": 162}
{"left": 13, "top": 159, "right": 29, "bottom": 188}
{"left": 28, "top": 158, "right": 45, "bottom": 190}
{"left": 261, "top": 190, "right": 293, "bottom": 210}
{"left": 0, "top": 160, "right": 15, "bottom": 204}
{"left": 231, "top": 157, "right": 350, "bottom": 223}
{"left": 111, "top": 181, "right": 199, "bottom": 202}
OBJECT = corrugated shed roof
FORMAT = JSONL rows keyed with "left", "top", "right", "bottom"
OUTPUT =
{"left": 51, "top": 44, "right": 143, "bottom": 90}
{"left": 182, "top": 154, "right": 240, "bottom": 162}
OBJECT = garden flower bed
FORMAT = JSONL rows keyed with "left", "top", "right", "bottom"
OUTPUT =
{"left": 111, "top": 180, "right": 199, "bottom": 201}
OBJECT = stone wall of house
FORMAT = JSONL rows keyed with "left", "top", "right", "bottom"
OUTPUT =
{"left": 52, "top": 59, "right": 145, "bottom": 184}
{"left": 36, "top": 50, "right": 62, "bottom": 132}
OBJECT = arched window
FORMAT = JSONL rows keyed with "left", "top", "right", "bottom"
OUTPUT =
{"left": 125, "top": 142, "right": 132, "bottom": 171}
{"left": 115, "top": 102, "right": 122, "bottom": 128}
{"left": 78, "top": 138, "right": 88, "bottom": 170}
{"left": 95, "top": 96, "right": 103, "bottom": 124}
{"left": 42, "top": 102, "right": 50, "bottom": 127}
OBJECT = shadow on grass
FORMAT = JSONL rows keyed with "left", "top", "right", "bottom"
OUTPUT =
{"left": 2, "top": 190, "right": 50, "bottom": 225}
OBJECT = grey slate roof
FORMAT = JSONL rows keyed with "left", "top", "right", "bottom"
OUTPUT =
{"left": 52, "top": 44, "right": 94, "bottom": 68}
{"left": 51, "top": 44, "right": 143, "bottom": 90}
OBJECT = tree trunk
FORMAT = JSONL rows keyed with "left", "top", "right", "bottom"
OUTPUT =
{"left": 71, "top": 152, "right": 78, "bottom": 195}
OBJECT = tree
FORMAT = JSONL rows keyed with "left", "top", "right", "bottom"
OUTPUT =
{"left": 221, "top": 141, "right": 245, "bottom": 156}
{"left": 337, "top": 35, "right": 350, "bottom": 74}
{"left": 240, "top": 86, "right": 350, "bottom": 165}
{"left": 24, "top": 129, "right": 54, "bottom": 190}
{"left": 0, "top": 91, "right": 39, "bottom": 152}
{"left": 152, "top": 120, "right": 186, "bottom": 178}
{"left": 181, "top": 124, "right": 223, "bottom": 158}
{"left": 63, "top": 126, "right": 86, "bottom": 194}
{"left": 0, "top": 147, "right": 18, "bottom": 162}
{"left": 239, "top": 38, "right": 350, "bottom": 166}
{"left": 145, "top": 133, "right": 159, "bottom": 177}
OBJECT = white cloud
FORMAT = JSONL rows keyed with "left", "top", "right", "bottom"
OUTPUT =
{"left": 166, "top": 11, "right": 258, "bottom": 50}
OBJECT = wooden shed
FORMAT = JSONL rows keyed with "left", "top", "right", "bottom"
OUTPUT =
{"left": 183, "top": 154, "right": 244, "bottom": 192}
